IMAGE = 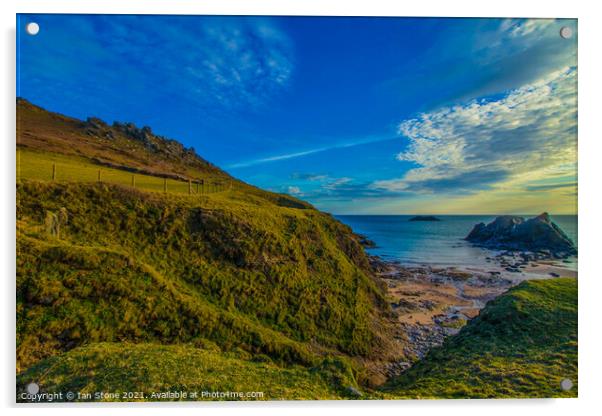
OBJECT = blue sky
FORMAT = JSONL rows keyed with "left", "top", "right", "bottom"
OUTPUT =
{"left": 17, "top": 15, "right": 577, "bottom": 214}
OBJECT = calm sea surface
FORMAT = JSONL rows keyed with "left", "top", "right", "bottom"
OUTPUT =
{"left": 336, "top": 215, "right": 578, "bottom": 269}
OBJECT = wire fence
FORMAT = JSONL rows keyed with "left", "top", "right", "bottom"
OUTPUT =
{"left": 24, "top": 160, "right": 232, "bottom": 196}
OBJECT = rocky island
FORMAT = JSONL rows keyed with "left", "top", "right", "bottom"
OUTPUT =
{"left": 465, "top": 213, "right": 577, "bottom": 258}
{"left": 409, "top": 215, "right": 441, "bottom": 222}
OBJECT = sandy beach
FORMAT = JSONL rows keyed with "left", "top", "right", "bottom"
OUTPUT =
{"left": 373, "top": 254, "right": 577, "bottom": 378}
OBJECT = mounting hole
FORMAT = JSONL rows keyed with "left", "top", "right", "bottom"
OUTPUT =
{"left": 560, "top": 26, "right": 572, "bottom": 39}
{"left": 26, "top": 382, "right": 40, "bottom": 395}
{"left": 26, "top": 22, "right": 40, "bottom": 36}
{"left": 560, "top": 378, "right": 573, "bottom": 391}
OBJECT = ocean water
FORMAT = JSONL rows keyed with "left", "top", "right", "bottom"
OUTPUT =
{"left": 336, "top": 215, "right": 578, "bottom": 269}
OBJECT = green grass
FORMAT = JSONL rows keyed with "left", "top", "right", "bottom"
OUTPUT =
{"left": 16, "top": 231, "right": 324, "bottom": 372}
{"left": 16, "top": 342, "right": 357, "bottom": 401}
{"left": 17, "top": 179, "right": 399, "bottom": 381}
{"left": 17, "top": 149, "right": 229, "bottom": 195}
{"left": 383, "top": 278, "right": 578, "bottom": 399}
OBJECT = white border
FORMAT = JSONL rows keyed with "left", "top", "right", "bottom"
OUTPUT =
{"left": 5, "top": 0, "right": 583, "bottom": 18}
{"left": 3, "top": 1, "right": 601, "bottom": 415}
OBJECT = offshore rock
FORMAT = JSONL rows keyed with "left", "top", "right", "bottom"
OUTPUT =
{"left": 465, "top": 213, "right": 576, "bottom": 258}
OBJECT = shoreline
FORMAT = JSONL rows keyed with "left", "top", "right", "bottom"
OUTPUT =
{"left": 371, "top": 252, "right": 577, "bottom": 379}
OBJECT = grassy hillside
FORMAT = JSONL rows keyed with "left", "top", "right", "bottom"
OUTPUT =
{"left": 17, "top": 98, "right": 225, "bottom": 181}
{"left": 17, "top": 149, "right": 229, "bottom": 195}
{"left": 384, "top": 278, "right": 578, "bottom": 399}
{"left": 17, "top": 180, "right": 402, "bottom": 376}
{"left": 17, "top": 343, "right": 358, "bottom": 401}
{"left": 17, "top": 100, "right": 400, "bottom": 375}
{"left": 17, "top": 276, "right": 577, "bottom": 401}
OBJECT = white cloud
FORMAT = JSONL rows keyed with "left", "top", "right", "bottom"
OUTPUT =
{"left": 322, "top": 177, "right": 352, "bottom": 191}
{"left": 228, "top": 147, "right": 326, "bottom": 169}
{"left": 290, "top": 173, "right": 329, "bottom": 182}
{"left": 227, "top": 135, "right": 393, "bottom": 169}
{"left": 500, "top": 18, "right": 556, "bottom": 38}
{"left": 292, "top": 173, "right": 352, "bottom": 191}
{"left": 374, "top": 67, "right": 577, "bottom": 194}
{"left": 287, "top": 186, "right": 303, "bottom": 196}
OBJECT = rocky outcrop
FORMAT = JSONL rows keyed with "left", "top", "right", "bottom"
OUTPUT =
{"left": 465, "top": 213, "right": 576, "bottom": 258}
{"left": 409, "top": 216, "right": 441, "bottom": 222}
{"left": 358, "top": 234, "right": 377, "bottom": 248}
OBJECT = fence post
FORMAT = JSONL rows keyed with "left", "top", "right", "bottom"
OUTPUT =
{"left": 188, "top": 179, "right": 192, "bottom": 195}
{"left": 131, "top": 174, "right": 135, "bottom": 188}
{"left": 196, "top": 181, "right": 199, "bottom": 194}
{"left": 97, "top": 169, "right": 101, "bottom": 182}
{"left": 200, "top": 179, "right": 204, "bottom": 194}
{"left": 163, "top": 177, "right": 167, "bottom": 193}
{"left": 52, "top": 163, "right": 56, "bottom": 181}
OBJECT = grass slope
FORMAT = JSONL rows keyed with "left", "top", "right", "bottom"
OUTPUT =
{"left": 17, "top": 98, "right": 225, "bottom": 180}
{"left": 17, "top": 100, "right": 405, "bottom": 394}
{"left": 384, "top": 278, "right": 578, "bottom": 399}
{"left": 17, "top": 180, "right": 401, "bottom": 382}
{"left": 17, "top": 342, "right": 357, "bottom": 401}
{"left": 17, "top": 149, "right": 228, "bottom": 195}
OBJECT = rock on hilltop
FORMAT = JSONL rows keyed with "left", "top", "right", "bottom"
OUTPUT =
{"left": 465, "top": 213, "right": 576, "bottom": 258}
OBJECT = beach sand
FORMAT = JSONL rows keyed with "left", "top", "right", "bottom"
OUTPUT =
{"left": 374, "top": 255, "right": 577, "bottom": 379}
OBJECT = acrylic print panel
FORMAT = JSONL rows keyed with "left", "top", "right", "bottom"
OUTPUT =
{"left": 16, "top": 14, "right": 577, "bottom": 402}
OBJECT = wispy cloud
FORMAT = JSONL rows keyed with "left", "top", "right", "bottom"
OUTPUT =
{"left": 291, "top": 173, "right": 353, "bottom": 192}
{"left": 287, "top": 186, "right": 303, "bottom": 196}
{"left": 499, "top": 18, "right": 556, "bottom": 38}
{"left": 290, "top": 173, "right": 329, "bottom": 181}
{"left": 228, "top": 147, "right": 329, "bottom": 169}
{"left": 227, "top": 135, "right": 395, "bottom": 169}
{"left": 188, "top": 19, "right": 294, "bottom": 108}
{"left": 379, "top": 18, "right": 576, "bottom": 111}
{"left": 374, "top": 67, "right": 577, "bottom": 194}
{"left": 322, "top": 177, "right": 352, "bottom": 191}
{"left": 20, "top": 15, "right": 293, "bottom": 112}
{"left": 285, "top": 173, "right": 387, "bottom": 201}
{"left": 525, "top": 182, "right": 577, "bottom": 192}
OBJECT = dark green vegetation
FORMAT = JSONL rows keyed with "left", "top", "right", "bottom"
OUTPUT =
{"left": 17, "top": 182, "right": 398, "bottom": 371}
{"left": 16, "top": 100, "right": 577, "bottom": 400}
{"left": 385, "top": 278, "right": 578, "bottom": 399}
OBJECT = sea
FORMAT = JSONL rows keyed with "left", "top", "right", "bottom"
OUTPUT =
{"left": 336, "top": 215, "right": 578, "bottom": 271}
